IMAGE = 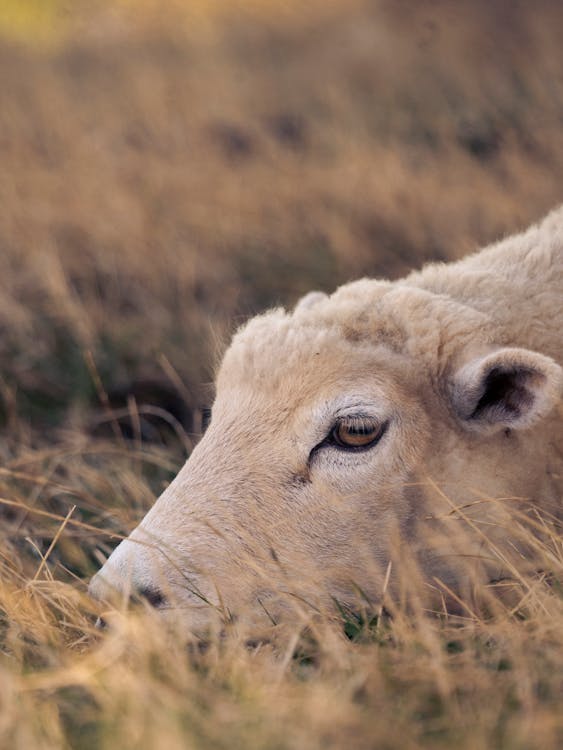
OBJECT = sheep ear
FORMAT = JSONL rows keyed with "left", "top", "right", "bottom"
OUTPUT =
{"left": 450, "top": 347, "right": 562, "bottom": 434}
{"left": 294, "top": 291, "right": 328, "bottom": 314}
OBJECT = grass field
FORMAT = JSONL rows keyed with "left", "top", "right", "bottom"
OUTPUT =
{"left": 0, "top": 1, "right": 563, "bottom": 747}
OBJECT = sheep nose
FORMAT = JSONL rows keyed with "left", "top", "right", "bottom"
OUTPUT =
{"left": 89, "top": 571, "right": 167, "bottom": 611}
{"left": 136, "top": 585, "right": 167, "bottom": 609}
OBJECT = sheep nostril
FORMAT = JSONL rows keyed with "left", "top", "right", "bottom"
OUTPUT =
{"left": 137, "top": 586, "right": 167, "bottom": 609}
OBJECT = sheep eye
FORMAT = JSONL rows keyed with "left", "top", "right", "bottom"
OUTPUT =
{"left": 330, "top": 417, "right": 386, "bottom": 450}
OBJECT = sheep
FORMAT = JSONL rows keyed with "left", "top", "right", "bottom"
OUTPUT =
{"left": 90, "top": 206, "right": 563, "bottom": 628}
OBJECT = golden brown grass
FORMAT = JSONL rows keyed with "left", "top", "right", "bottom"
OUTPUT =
{"left": 0, "top": 1, "right": 562, "bottom": 747}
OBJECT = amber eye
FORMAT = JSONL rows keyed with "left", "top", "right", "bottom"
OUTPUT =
{"left": 330, "top": 417, "right": 385, "bottom": 450}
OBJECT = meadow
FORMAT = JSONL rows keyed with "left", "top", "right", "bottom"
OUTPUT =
{"left": 0, "top": 1, "right": 562, "bottom": 747}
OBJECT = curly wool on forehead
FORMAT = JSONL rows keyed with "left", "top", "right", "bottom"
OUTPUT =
{"left": 237, "top": 279, "right": 401, "bottom": 344}
{"left": 221, "top": 310, "right": 354, "bottom": 385}
{"left": 220, "top": 279, "right": 403, "bottom": 384}
{"left": 220, "top": 276, "right": 494, "bottom": 385}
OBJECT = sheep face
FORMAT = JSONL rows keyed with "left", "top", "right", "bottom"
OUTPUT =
{"left": 89, "top": 295, "right": 562, "bottom": 629}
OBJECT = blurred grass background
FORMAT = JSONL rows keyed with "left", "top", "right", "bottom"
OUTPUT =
{"left": 0, "top": 0, "right": 561, "bottom": 433}
{"left": 0, "top": 1, "right": 562, "bottom": 748}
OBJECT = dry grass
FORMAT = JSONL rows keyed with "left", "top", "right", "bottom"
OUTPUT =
{"left": 0, "top": 1, "right": 562, "bottom": 747}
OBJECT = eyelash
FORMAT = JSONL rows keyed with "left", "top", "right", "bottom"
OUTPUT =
{"left": 201, "top": 407, "right": 212, "bottom": 433}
